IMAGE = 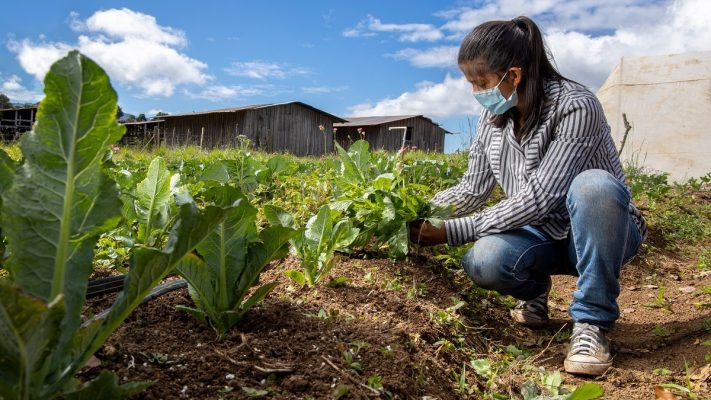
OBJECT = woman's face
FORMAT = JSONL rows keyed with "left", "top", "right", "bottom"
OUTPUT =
{"left": 459, "top": 58, "right": 520, "bottom": 99}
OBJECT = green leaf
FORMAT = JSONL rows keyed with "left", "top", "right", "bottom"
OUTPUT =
{"left": 175, "top": 305, "right": 208, "bottom": 325}
{"left": 327, "top": 276, "right": 349, "bottom": 287}
{"left": 266, "top": 155, "right": 297, "bottom": 176}
{"left": 199, "top": 161, "right": 229, "bottom": 183}
{"left": 0, "top": 284, "right": 65, "bottom": 399}
{"left": 1, "top": 50, "right": 125, "bottom": 395}
{"left": 63, "top": 370, "right": 152, "bottom": 400}
{"left": 470, "top": 359, "right": 492, "bottom": 379}
{"left": 335, "top": 140, "right": 370, "bottom": 185}
{"left": 332, "top": 219, "right": 359, "bottom": 251}
{"left": 238, "top": 282, "right": 278, "bottom": 316}
{"left": 284, "top": 270, "right": 305, "bottom": 286}
{"left": 0, "top": 150, "right": 18, "bottom": 208}
{"left": 305, "top": 205, "right": 333, "bottom": 249}
{"left": 569, "top": 383, "right": 604, "bottom": 400}
{"left": 386, "top": 223, "right": 409, "bottom": 260}
{"left": 135, "top": 157, "right": 174, "bottom": 243}
{"left": 263, "top": 204, "right": 297, "bottom": 230}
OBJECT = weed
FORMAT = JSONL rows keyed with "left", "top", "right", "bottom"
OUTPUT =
{"left": 698, "top": 248, "right": 711, "bottom": 271}
{"left": 366, "top": 375, "right": 384, "bottom": 391}
{"left": 341, "top": 349, "right": 362, "bottom": 373}
{"left": 652, "top": 325, "right": 672, "bottom": 337}
{"left": 659, "top": 360, "right": 702, "bottom": 400}
{"left": 643, "top": 287, "right": 672, "bottom": 311}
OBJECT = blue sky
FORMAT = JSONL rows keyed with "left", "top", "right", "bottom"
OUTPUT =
{"left": 1, "top": 0, "right": 709, "bottom": 152}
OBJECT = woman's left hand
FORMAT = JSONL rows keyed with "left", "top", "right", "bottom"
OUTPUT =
{"left": 409, "top": 219, "right": 447, "bottom": 246}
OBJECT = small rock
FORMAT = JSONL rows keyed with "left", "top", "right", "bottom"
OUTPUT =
{"left": 643, "top": 284, "right": 658, "bottom": 289}
{"left": 669, "top": 274, "right": 680, "bottom": 281}
{"left": 226, "top": 373, "right": 235, "bottom": 380}
{"left": 626, "top": 286, "right": 639, "bottom": 291}
{"left": 85, "top": 355, "right": 101, "bottom": 369}
{"left": 623, "top": 308, "right": 635, "bottom": 314}
{"left": 679, "top": 286, "right": 696, "bottom": 294}
{"left": 102, "top": 344, "right": 117, "bottom": 357}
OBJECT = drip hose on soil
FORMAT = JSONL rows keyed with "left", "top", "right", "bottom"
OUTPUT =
{"left": 83, "top": 276, "right": 187, "bottom": 326}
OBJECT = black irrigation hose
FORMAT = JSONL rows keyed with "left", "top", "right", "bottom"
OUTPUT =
{"left": 83, "top": 275, "right": 188, "bottom": 326}
{"left": 86, "top": 275, "right": 127, "bottom": 299}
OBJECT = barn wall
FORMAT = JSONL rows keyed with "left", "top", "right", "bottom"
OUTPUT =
{"left": 335, "top": 117, "right": 445, "bottom": 152}
{"left": 160, "top": 104, "right": 340, "bottom": 155}
{"left": 161, "top": 112, "right": 248, "bottom": 148}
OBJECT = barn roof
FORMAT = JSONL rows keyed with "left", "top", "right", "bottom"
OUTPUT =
{"left": 120, "top": 120, "right": 165, "bottom": 125}
{"left": 335, "top": 115, "right": 453, "bottom": 133}
{"left": 161, "top": 101, "right": 346, "bottom": 122}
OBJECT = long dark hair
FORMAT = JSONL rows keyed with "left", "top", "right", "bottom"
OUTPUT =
{"left": 458, "top": 16, "right": 566, "bottom": 136}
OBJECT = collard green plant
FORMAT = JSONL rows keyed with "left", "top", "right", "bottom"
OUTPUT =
{"left": 332, "top": 140, "right": 452, "bottom": 259}
{"left": 265, "top": 204, "right": 359, "bottom": 286}
{"left": 175, "top": 186, "right": 295, "bottom": 338}
{"left": 0, "top": 51, "right": 233, "bottom": 399}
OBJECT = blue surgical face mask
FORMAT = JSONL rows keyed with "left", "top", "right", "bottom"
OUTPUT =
{"left": 472, "top": 71, "right": 518, "bottom": 115}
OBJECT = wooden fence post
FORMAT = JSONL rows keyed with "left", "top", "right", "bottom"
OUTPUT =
{"left": 200, "top": 127, "right": 205, "bottom": 150}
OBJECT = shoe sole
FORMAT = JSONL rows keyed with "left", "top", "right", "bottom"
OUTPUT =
{"left": 510, "top": 309, "right": 549, "bottom": 328}
{"left": 564, "top": 359, "right": 612, "bottom": 376}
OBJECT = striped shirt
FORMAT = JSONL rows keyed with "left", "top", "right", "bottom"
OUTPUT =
{"left": 432, "top": 78, "right": 647, "bottom": 246}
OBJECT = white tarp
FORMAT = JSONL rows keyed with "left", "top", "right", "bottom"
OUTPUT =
{"left": 596, "top": 52, "right": 711, "bottom": 182}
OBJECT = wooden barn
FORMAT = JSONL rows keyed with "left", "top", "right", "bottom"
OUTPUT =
{"left": 0, "top": 105, "right": 37, "bottom": 141}
{"left": 160, "top": 101, "right": 345, "bottom": 156}
{"left": 334, "top": 115, "right": 449, "bottom": 152}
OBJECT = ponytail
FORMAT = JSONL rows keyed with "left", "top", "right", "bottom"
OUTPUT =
{"left": 458, "top": 16, "right": 566, "bottom": 136}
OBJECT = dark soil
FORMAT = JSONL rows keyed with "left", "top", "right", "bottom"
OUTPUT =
{"left": 80, "top": 246, "right": 711, "bottom": 399}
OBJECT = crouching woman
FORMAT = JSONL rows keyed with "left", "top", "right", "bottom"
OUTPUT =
{"left": 410, "top": 16, "right": 646, "bottom": 376}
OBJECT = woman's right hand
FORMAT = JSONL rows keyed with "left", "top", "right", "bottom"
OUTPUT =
{"left": 409, "top": 219, "right": 447, "bottom": 246}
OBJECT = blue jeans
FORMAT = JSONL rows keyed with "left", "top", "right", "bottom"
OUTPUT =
{"left": 461, "top": 169, "right": 642, "bottom": 330}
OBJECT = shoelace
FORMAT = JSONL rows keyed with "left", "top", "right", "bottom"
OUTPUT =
{"left": 570, "top": 325, "right": 601, "bottom": 355}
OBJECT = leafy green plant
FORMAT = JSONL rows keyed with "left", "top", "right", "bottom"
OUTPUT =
{"left": 331, "top": 140, "right": 453, "bottom": 259}
{"left": 175, "top": 186, "right": 294, "bottom": 338}
{"left": 265, "top": 204, "right": 358, "bottom": 286}
{"left": 0, "top": 51, "right": 232, "bottom": 399}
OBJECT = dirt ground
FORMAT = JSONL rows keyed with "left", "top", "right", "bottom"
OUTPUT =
{"left": 80, "top": 240, "right": 711, "bottom": 399}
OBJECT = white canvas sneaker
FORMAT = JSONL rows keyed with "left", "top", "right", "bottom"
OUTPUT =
{"left": 564, "top": 322, "right": 612, "bottom": 376}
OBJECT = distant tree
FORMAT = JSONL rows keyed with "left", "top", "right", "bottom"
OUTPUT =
{"left": 116, "top": 105, "right": 124, "bottom": 120}
{"left": 151, "top": 111, "right": 169, "bottom": 121}
{"left": 137, "top": 113, "right": 147, "bottom": 122}
{"left": 125, "top": 114, "right": 136, "bottom": 122}
{"left": 0, "top": 93, "right": 11, "bottom": 109}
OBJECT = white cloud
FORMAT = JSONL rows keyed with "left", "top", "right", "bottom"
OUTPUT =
{"left": 224, "top": 61, "right": 310, "bottom": 80}
{"left": 348, "top": 74, "right": 479, "bottom": 118}
{"left": 302, "top": 85, "right": 348, "bottom": 94}
{"left": 185, "top": 84, "right": 284, "bottom": 101}
{"left": 76, "top": 8, "right": 187, "bottom": 47}
{"left": 389, "top": 46, "right": 458, "bottom": 68}
{"left": 343, "top": 15, "right": 444, "bottom": 42}
{"left": 7, "top": 8, "right": 209, "bottom": 96}
{"left": 437, "top": 0, "right": 670, "bottom": 36}
{"left": 0, "top": 74, "right": 43, "bottom": 102}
